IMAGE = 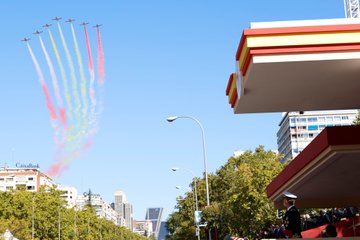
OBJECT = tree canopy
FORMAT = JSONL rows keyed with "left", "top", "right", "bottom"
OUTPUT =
{"left": 166, "top": 146, "right": 284, "bottom": 240}
{"left": 0, "top": 186, "right": 146, "bottom": 240}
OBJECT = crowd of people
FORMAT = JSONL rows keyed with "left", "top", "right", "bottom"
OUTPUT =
{"left": 259, "top": 191, "right": 358, "bottom": 239}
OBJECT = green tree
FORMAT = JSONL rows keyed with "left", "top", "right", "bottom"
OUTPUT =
{"left": 166, "top": 146, "right": 284, "bottom": 240}
{"left": 0, "top": 187, "right": 147, "bottom": 240}
{"left": 211, "top": 146, "right": 283, "bottom": 239}
{"left": 353, "top": 110, "right": 360, "bottom": 125}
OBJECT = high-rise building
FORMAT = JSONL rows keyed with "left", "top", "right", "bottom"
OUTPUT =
{"left": 114, "top": 189, "right": 133, "bottom": 230}
{"left": 145, "top": 207, "right": 163, "bottom": 239}
{"left": 277, "top": 110, "right": 358, "bottom": 162}
{"left": 77, "top": 191, "right": 118, "bottom": 224}
{"left": 157, "top": 221, "right": 169, "bottom": 240}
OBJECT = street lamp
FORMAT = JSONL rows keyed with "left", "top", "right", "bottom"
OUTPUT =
{"left": 172, "top": 167, "right": 199, "bottom": 215}
{"left": 167, "top": 115, "right": 211, "bottom": 240}
{"left": 175, "top": 185, "right": 197, "bottom": 212}
{"left": 175, "top": 185, "right": 200, "bottom": 240}
{"left": 167, "top": 116, "right": 210, "bottom": 207}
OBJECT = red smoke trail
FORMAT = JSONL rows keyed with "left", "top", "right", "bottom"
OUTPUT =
{"left": 27, "top": 43, "right": 57, "bottom": 121}
{"left": 27, "top": 43, "right": 59, "bottom": 142}
{"left": 39, "top": 36, "right": 67, "bottom": 128}
{"left": 97, "top": 27, "right": 105, "bottom": 85}
{"left": 47, "top": 161, "right": 68, "bottom": 177}
{"left": 84, "top": 25, "right": 94, "bottom": 79}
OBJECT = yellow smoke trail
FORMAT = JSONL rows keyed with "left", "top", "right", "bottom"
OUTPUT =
{"left": 56, "top": 21, "right": 82, "bottom": 136}
{"left": 48, "top": 28, "right": 73, "bottom": 121}
{"left": 70, "top": 23, "right": 88, "bottom": 137}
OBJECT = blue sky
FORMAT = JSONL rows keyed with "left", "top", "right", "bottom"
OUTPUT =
{"left": 0, "top": 0, "right": 344, "bottom": 220}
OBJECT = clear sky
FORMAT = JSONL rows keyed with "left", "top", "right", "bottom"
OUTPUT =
{"left": 0, "top": 0, "right": 345, "bottom": 220}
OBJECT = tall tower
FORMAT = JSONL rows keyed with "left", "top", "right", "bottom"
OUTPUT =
{"left": 145, "top": 208, "right": 163, "bottom": 239}
{"left": 114, "top": 189, "right": 133, "bottom": 229}
{"left": 344, "top": 0, "right": 360, "bottom": 18}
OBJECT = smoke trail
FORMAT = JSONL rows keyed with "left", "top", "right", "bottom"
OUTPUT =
{"left": 83, "top": 24, "right": 97, "bottom": 138}
{"left": 96, "top": 27, "right": 105, "bottom": 85}
{"left": 48, "top": 28, "right": 73, "bottom": 122}
{"left": 39, "top": 36, "right": 67, "bottom": 129}
{"left": 56, "top": 21, "right": 82, "bottom": 127}
{"left": 27, "top": 43, "right": 60, "bottom": 143}
{"left": 69, "top": 22, "right": 88, "bottom": 133}
{"left": 47, "top": 137, "right": 93, "bottom": 177}
{"left": 84, "top": 24, "right": 94, "bottom": 82}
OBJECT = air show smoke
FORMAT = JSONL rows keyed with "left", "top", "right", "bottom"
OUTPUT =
{"left": 25, "top": 18, "right": 105, "bottom": 177}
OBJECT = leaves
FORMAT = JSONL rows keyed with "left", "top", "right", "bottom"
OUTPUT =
{"left": 166, "top": 146, "right": 285, "bottom": 240}
{"left": 0, "top": 188, "right": 147, "bottom": 240}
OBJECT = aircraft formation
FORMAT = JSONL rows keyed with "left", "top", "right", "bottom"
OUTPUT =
{"left": 22, "top": 17, "right": 102, "bottom": 42}
{"left": 23, "top": 16, "right": 105, "bottom": 177}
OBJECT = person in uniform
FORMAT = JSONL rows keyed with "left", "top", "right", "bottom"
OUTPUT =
{"left": 282, "top": 191, "right": 302, "bottom": 238}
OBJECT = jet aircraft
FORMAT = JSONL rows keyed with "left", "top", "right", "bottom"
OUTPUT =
{"left": 52, "top": 17, "right": 62, "bottom": 21}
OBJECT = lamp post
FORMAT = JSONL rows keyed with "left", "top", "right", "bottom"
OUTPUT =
{"left": 172, "top": 167, "right": 199, "bottom": 217}
{"left": 32, "top": 195, "right": 35, "bottom": 240}
{"left": 167, "top": 115, "right": 211, "bottom": 240}
{"left": 175, "top": 185, "right": 196, "bottom": 211}
{"left": 175, "top": 185, "right": 200, "bottom": 240}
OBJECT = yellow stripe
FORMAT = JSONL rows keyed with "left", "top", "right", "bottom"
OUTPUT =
{"left": 228, "top": 73, "right": 237, "bottom": 104}
{"left": 238, "top": 31, "right": 360, "bottom": 70}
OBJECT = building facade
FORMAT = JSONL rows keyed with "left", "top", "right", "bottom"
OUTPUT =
{"left": 133, "top": 220, "right": 153, "bottom": 237}
{"left": 77, "top": 192, "right": 118, "bottom": 224}
{"left": 114, "top": 189, "right": 133, "bottom": 230}
{"left": 58, "top": 185, "right": 78, "bottom": 208}
{"left": 0, "top": 165, "right": 55, "bottom": 192}
{"left": 145, "top": 207, "right": 163, "bottom": 239}
{"left": 277, "top": 110, "right": 358, "bottom": 162}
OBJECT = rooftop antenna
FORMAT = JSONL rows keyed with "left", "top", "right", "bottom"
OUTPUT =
{"left": 11, "top": 147, "right": 15, "bottom": 166}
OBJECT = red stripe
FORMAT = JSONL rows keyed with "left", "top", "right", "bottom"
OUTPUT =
{"left": 226, "top": 73, "right": 235, "bottom": 95}
{"left": 236, "top": 31, "right": 246, "bottom": 60}
{"left": 250, "top": 43, "right": 360, "bottom": 55}
{"left": 243, "top": 23, "right": 360, "bottom": 36}
{"left": 266, "top": 126, "right": 360, "bottom": 198}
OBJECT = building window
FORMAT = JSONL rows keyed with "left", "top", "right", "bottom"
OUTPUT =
{"left": 342, "top": 116, "right": 349, "bottom": 120}
{"left": 334, "top": 116, "right": 341, "bottom": 121}
{"left": 6, "top": 178, "right": 13, "bottom": 182}
{"left": 308, "top": 117, "right": 317, "bottom": 122}
{"left": 28, "top": 177, "right": 34, "bottom": 181}
{"left": 326, "top": 116, "right": 333, "bottom": 121}
{"left": 297, "top": 118, "right": 306, "bottom": 123}
{"left": 27, "top": 186, "right": 35, "bottom": 190}
{"left": 318, "top": 117, "right": 325, "bottom": 122}
{"left": 0, "top": 178, "right": 4, "bottom": 181}
{"left": 16, "top": 184, "right": 26, "bottom": 191}
{"left": 6, "top": 186, "right": 13, "bottom": 190}
{"left": 308, "top": 125, "right": 318, "bottom": 131}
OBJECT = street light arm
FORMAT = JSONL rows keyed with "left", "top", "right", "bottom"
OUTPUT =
{"left": 177, "top": 116, "right": 210, "bottom": 207}
{"left": 167, "top": 115, "right": 211, "bottom": 240}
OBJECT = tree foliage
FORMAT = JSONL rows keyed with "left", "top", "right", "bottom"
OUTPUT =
{"left": 353, "top": 110, "right": 360, "bottom": 125}
{"left": 166, "top": 146, "right": 284, "bottom": 240}
{"left": 0, "top": 187, "right": 147, "bottom": 240}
